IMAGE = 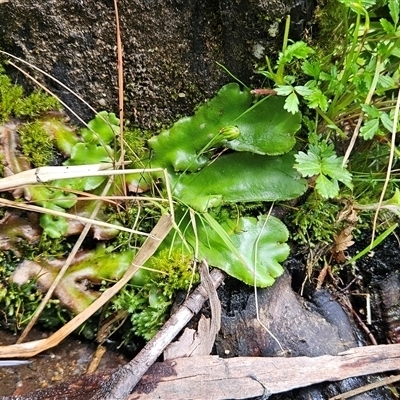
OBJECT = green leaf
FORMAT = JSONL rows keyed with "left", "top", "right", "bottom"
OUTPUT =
{"left": 320, "top": 155, "right": 353, "bottom": 188}
{"left": 380, "top": 18, "right": 395, "bottom": 34}
{"left": 67, "top": 143, "right": 113, "bottom": 165}
{"left": 62, "top": 142, "right": 112, "bottom": 190}
{"left": 301, "top": 60, "right": 320, "bottom": 79}
{"left": 39, "top": 205, "right": 69, "bottom": 239}
{"left": 377, "top": 74, "right": 396, "bottom": 90}
{"left": 312, "top": 142, "right": 336, "bottom": 158}
{"left": 315, "top": 175, "right": 339, "bottom": 199}
{"left": 339, "top": 0, "right": 375, "bottom": 12}
{"left": 294, "top": 85, "right": 313, "bottom": 97}
{"left": 172, "top": 152, "right": 307, "bottom": 212}
{"left": 304, "top": 88, "right": 329, "bottom": 111}
{"left": 171, "top": 212, "right": 290, "bottom": 287}
{"left": 275, "top": 85, "right": 294, "bottom": 96}
{"left": 80, "top": 111, "right": 119, "bottom": 145}
{"left": 360, "top": 118, "right": 380, "bottom": 139}
{"left": 361, "top": 104, "right": 381, "bottom": 119}
{"left": 294, "top": 151, "right": 321, "bottom": 176}
{"left": 149, "top": 83, "right": 301, "bottom": 172}
{"left": 226, "top": 96, "right": 301, "bottom": 155}
{"left": 279, "top": 41, "right": 314, "bottom": 65}
{"left": 295, "top": 142, "right": 352, "bottom": 197}
{"left": 284, "top": 92, "right": 300, "bottom": 114}
{"left": 380, "top": 112, "right": 394, "bottom": 132}
{"left": 389, "top": 0, "right": 399, "bottom": 26}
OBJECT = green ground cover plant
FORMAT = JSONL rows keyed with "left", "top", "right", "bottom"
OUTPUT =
{"left": 0, "top": 0, "right": 399, "bottom": 342}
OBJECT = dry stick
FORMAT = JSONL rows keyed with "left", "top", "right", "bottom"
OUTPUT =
{"left": 17, "top": 176, "right": 116, "bottom": 343}
{"left": 113, "top": 0, "right": 126, "bottom": 196}
{"left": 88, "top": 266, "right": 226, "bottom": 400}
{"left": 342, "top": 57, "right": 382, "bottom": 167}
{"left": 329, "top": 374, "right": 400, "bottom": 400}
{"left": 370, "top": 87, "right": 400, "bottom": 244}
{"left": 0, "top": 214, "right": 173, "bottom": 358}
{"left": 0, "top": 197, "right": 147, "bottom": 237}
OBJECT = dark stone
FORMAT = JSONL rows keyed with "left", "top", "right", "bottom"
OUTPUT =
{"left": 0, "top": 0, "right": 315, "bottom": 128}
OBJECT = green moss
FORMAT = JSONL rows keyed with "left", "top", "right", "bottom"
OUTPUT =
{"left": 0, "top": 73, "right": 23, "bottom": 121}
{"left": 112, "top": 248, "right": 197, "bottom": 340}
{"left": 13, "top": 90, "right": 60, "bottom": 119}
{"left": 313, "top": 0, "right": 347, "bottom": 53}
{"left": 0, "top": 250, "right": 40, "bottom": 330}
{"left": 0, "top": 63, "right": 60, "bottom": 122}
{"left": 123, "top": 126, "right": 152, "bottom": 165}
{"left": 18, "top": 120, "right": 56, "bottom": 167}
{"left": 289, "top": 195, "right": 340, "bottom": 245}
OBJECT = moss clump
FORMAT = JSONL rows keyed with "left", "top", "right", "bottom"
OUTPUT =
{"left": 0, "top": 64, "right": 60, "bottom": 122}
{"left": 123, "top": 127, "right": 151, "bottom": 165}
{"left": 0, "top": 250, "right": 40, "bottom": 330}
{"left": 313, "top": 0, "right": 347, "bottom": 52}
{"left": 18, "top": 120, "right": 56, "bottom": 167}
{"left": 290, "top": 196, "right": 340, "bottom": 245}
{"left": 112, "top": 248, "right": 198, "bottom": 340}
{"left": 0, "top": 73, "right": 23, "bottom": 121}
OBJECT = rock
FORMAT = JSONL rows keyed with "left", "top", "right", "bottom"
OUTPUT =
{"left": 215, "top": 272, "right": 392, "bottom": 399}
{"left": 0, "top": 0, "right": 315, "bottom": 128}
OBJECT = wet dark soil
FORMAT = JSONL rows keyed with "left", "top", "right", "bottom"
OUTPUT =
{"left": 0, "top": 329, "right": 127, "bottom": 396}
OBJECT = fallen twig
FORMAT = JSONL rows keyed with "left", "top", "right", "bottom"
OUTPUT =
{"left": 329, "top": 374, "right": 400, "bottom": 400}
{"left": 87, "top": 266, "right": 225, "bottom": 400}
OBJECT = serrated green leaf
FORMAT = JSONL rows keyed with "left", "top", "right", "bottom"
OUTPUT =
{"left": 284, "top": 92, "right": 300, "bottom": 114}
{"left": 360, "top": 118, "right": 380, "bottom": 139}
{"left": 391, "top": 43, "right": 400, "bottom": 58}
{"left": 301, "top": 60, "right": 321, "bottom": 79}
{"left": 378, "top": 74, "right": 396, "bottom": 89}
{"left": 362, "top": 104, "right": 381, "bottom": 119}
{"left": 380, "top": 18, "right": 395, "bottom": 34}
{"left": 310, "top": 142, "right": 336, "bottom": 158}
{"left": 315, "top": 175, "right": 339, "bottom": 199}
{"left": 380, "top": 112, "right": 394, "bottom": 132}
{"left": 304, "top": 89, "right": 329, "bottom": 111}
{"left": 321, "top": 155, "right": 353, "bottom": 187}
{"left": 294, "top": 151, "right": 321, "bottom": 176}
{"left": 389, "top": 0, "right": 399, "bottom": 26}
{"left": 279, "top": 41, "right": 314, "bottom": 65}
{"left": 275, "top": 85, "right": 294, "bottom": 96}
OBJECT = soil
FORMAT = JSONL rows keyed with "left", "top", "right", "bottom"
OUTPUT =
{"left": 0, "top": 329, "right": 127, "bottom": 396}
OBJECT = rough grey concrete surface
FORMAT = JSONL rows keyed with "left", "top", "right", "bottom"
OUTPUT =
{"left": 0, "top": 0, "right": 315, "bottom": 129}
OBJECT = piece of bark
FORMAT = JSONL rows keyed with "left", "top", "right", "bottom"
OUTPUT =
{"left": 164, "top": 316, "right": 212, "bottom": 360}
{"left": 2, "top": 343, "right": 400, "bottom": 400}
{"left": 128, "top": 343, "right": 400, "bottom": 400}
